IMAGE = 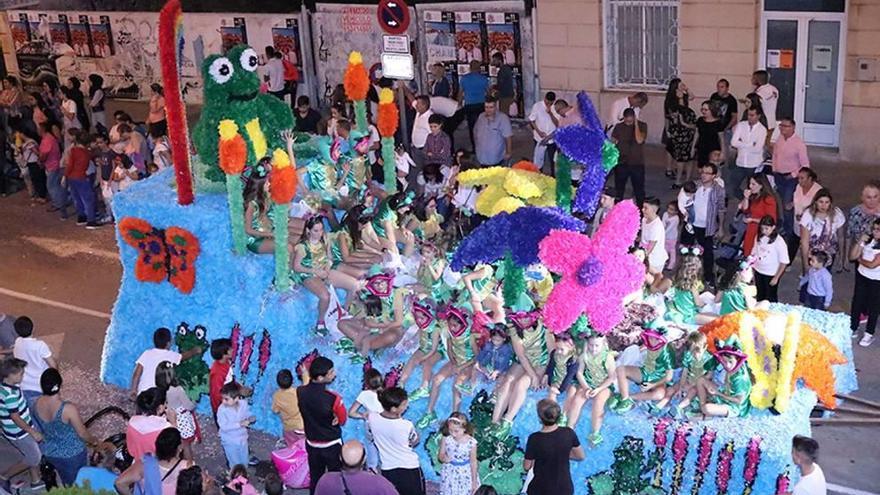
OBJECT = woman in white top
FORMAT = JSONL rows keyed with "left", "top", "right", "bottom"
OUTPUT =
{"left": 799, "top": 188, "right": 845, "bottom": 274}
{"left": 849, "top": 218, "right": 880, "bottom": 347}
{"left": 793, "top": 167, "right": 821, "bottom": 222}
{"left": 752, "top": 215, "right": 789, "bottom": 303}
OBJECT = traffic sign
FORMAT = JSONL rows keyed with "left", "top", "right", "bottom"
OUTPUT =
{"left": 377, "top": 0, "right": 410, "bottom": 35}
{"left": 383, "top": 35, "right": 410, "bottom": 54}
{"left": 381, "top": 53, "right": 414, "bottom": 80}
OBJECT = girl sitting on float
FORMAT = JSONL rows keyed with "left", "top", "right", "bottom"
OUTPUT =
{"left": 244, "top": 159, "right": 293, "bottom": 256}
{"left": 415, "top": 241, "right": 449, "bottom": 302}
{"left": 371, "top": 191, "right": 415, "bottom": 254}
{"left": 658, "top": 247, "right": 704, "bottom": 324}
{"left": 655, "top": 331, "right": 714, "bottom": 417}
{"left": 611, "top": 325, "right": 675, "bottom": 414}
{"left": 330, "top": 204, "right": 383, "bottom": 276}
{"left": 563, "top": 333, "right": 616, "bottom": 446}
{"left": 489, "top": 309, "right": 553, "bottom": 438}
{"left": 694, "top": 259, "right": 758, "bottom": 324}
{"left": 292, "top": 215, "right": 363, "bottom": 334}
{"left": 406, "top": 196, "right": 446, "bottom": 241}
{"left": 693, "top": 336, "right": 752, "bottom": 419}
{"left": 399, "top": 298, "right": 444, "bottom": 402}
{"left": 416, "top": 304, "right": 479, "bottom": 429}
{"left": 337, "top": 272, "right": 411, "bottom": 357}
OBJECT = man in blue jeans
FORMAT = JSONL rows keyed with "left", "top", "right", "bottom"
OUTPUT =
{"left": 452, "top": 60, "right": 489, "bottom": 151}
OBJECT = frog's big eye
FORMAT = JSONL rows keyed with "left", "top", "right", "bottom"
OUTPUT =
{"left": 240, "top": 48, "right": 259, "bottom": 72}
{"left": 209, "top": 57, "right": 234, "bottom": 84}
{"left": 194, "top": 326, "right": 206, "bottom": 340}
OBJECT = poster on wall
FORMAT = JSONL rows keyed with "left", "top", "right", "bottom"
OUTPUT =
{"left": 220, "top": 17, "right": 248, "bottom": 53}
{"left": 454, "top": 11, "right": 485, "bottom": 66}
{"left": 48, "top": 14, "right": 70, "bottom": 47}
{"left": 9, "top": 12, "right": 56, "bottom": 92}
{"left": 271, "top": 18, "right": 300, "bottom": 67}
{"left": 486, "top": 12, "right": 523, "bottom": 117}
{"left": 89, "top": 15, "right": 114, "bottom": 58}
{"left": 10, "top": 14, "right": 30, "bottom": 52}
{"left": 70, "top": 16, "right": 92, "bottom": 57}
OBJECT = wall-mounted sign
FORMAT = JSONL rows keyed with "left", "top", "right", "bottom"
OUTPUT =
{"left": 381, "top": 52, "right": 414, "bottom": 80}
{"left": 377, "top": 0, "right": 410, "bottom": 35}
{"left": 383, "top": 34, "right": 409, "bottom": 54}
{"left": 812, "top": 44, "right": 833, "bottom": 72}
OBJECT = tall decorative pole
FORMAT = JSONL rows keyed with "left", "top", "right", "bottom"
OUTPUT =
{"left": 269, "top": 149, "right": 298, "bottom": 290}
{"left": 218, "top": 120, "right": 248, "bottom": 254}
{"left": 343, "top": 51, "right": 370, "bottom": 134}
{"left": 158, "top": 0, "right": 194, "bottom": 205}
{"left": 377, "top": 88, "right": 399, "bottom": 192}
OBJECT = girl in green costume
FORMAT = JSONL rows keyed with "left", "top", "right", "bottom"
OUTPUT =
{"left": 613, "top": 328, "right": 675, "bottom": 414}
{"left": 695, "top": 261, "right": 757, "bottom": 324}
{"left": 490, "top": 310, "right": 553, "bottom": 437}
{"left": 460, "top": 264, "right": 504, "bottom": 315}
{"left": 337, "top": 273, "right": 410, "bottom": 356}
{"left": 243, "top": 158, "right": 298, "bottom": 256}
{"left": 656, "top": 331, "right": 715, "bottom": 415}
{"left": 660, "top": 251, "right": 704, "bottom": 324}
{"left": 564, "top": 334, "right": 616, "bottom": 446}
{"left": 417, "top": 306, "right": 479, "bottom": 429}
{"left": 371, "top": 191, "right": 413, "bottom": 254}
{"left": 416, "top": 242, "right": 449, "bottom": 302}
{"left": 330, "top": 205, "right": 383, "bottom": 277}
{"left": 695, "top": 338, "right": 752, "bottom": 418}
{"left": 292, "top": 216, "right": 363, "bottom": 333}
{"left": 399, "top": 299, "right": 443, "bottom": 402}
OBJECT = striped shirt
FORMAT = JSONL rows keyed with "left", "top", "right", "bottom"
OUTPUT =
{"left": 0, "top": 383, "right": 33, "bottom": 440}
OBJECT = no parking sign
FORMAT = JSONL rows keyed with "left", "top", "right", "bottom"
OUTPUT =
{"left": 377, "top": 0, "right": 410, "bottom": 35}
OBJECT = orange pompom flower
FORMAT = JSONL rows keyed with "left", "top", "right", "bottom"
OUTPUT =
{"left": 218, "top": 120, "right": 247, "bottom": 175}
{"left": 512, "top": 160, "right": 540, "bottom": 173}
{"left": 343, "top": 51, "right": 370, "bottom": 101}
{"left": 377, "top": 88, "right": 399, "bottom": 138}
{"left": 269, "top": 149, "right": 298, "bottom": 204}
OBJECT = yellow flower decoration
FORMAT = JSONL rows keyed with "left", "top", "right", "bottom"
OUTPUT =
{"left": 738, "top": 312, "right": 777, "bottom": 409}
{"left": 244, "top": 118, "right": 267, "bottom": 158}
{"left": 457, "top": 164, "right": 561, "bottom": 216}
{"left": 775, "top": 312, "right": 801, "bottom": 412}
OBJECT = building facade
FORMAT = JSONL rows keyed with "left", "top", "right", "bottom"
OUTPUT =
{"left": 535, "top": 0, "right": 880, "bottom": 161}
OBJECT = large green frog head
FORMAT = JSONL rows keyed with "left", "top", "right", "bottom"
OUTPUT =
{"left": 202, "top": 44, "right": 261, "bottom": 107}
{"left": 175, "top": 322, "right": 208, "bottom": 354}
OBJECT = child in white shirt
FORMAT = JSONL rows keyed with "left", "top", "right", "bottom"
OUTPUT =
{"left": 12, "top": 316, "right": 56, "bottom": 403}
{"left": 662, "top": 202, "right": 681, "bottom": 270}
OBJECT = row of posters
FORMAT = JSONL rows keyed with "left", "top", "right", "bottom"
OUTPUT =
{"left": 423, "top": 10, "right": 525, "bottom": 117}
{"left": 6, "top": 11, "right": 306, "bottom": 102}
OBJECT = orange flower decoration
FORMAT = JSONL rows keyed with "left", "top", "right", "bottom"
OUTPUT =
{"left": 699, "top": 310, "right": 847, "bottom": 409}
{"left": 377, "top": 88, "right": 399, "bottom": 138}
{"left": 343, "top": 52, "right": 370, "bottom": 101}
{"left": 269, "top": 149, "right": 298, "bottom": 204}
{"left": 512, "top": 160, "right": 540, "bottom": 173}
{"left": 218, "top": 120, "right": 247, "bottom": 175}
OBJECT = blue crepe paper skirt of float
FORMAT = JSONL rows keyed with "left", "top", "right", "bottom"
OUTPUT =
{"left": 102, "top": 169, "right": 858, "bottom": 495}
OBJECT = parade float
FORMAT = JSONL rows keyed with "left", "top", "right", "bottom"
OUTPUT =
{"left": 101, "top": 2, "right": 858, "bottom": 493}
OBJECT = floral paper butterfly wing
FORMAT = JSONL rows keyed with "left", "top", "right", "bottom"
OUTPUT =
{"left": 164, "top": 226, "right": 200, "bottom": 294}
{"left": 119, "top": 217, "right": 169, "bottom": 284}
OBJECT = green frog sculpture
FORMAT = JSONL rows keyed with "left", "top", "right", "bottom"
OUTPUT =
{"left": 174, "top": 322, "right": 210, "bottom": 401}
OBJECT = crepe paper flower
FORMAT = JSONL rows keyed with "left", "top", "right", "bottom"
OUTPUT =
{"left": 451, "top": 207, "right": 584, "bottom": 271}
{"left": 257, "top": 329, "right": 271, "bottom": 379}
{"left": 538, "top": 200, "right": 644, "bottom": 334}
{"left": 715, "top": 440, "right": 735, "bottom": 495}
{"left": 774, "top": 312, "right": 801, "bottom": 412}
{"left": 572, "top": 156, "right": 610, "bottom": 217}
{"left": 239, "top": 333, "right": 255, "bottom": 377}
{"left": 669, "top": 423, "right": 691, "bottom": 495}
{"left": 738, "top": 312, "right": 778, "bottom": 409}
{"left": 269, "top": 148, "right": 297, "bottom": 290}
{"left": 451, "top": 208, "right": 581, "bottom": 271}
{"left": 377, "top": 88, "right": 399, "bottom": 191}
{"left": 555, "top": 154, "right": 573, "bottom": 212}
{"left": 690, "top": 427, "right": 717, "bottom": 495}
{"left": 230, "top": 323, "right": 242, "bottom": 363}
{"left": 775, "top": 471, "right": 791, "bottom": 495}
{"left": 456, "top": 166, "right": 560, "bottom": 216}
{"left": 344, "top": 52, "right": 370, "bottom": 132}
{"left": 218, "top": 119, "right": 248, "bottom": 254}
{"left": 158, "top": 0, "right": 193, "bottom": 205}
{"left": 651, "top": 417, "right": 671, "bottom": 488}
{"left": 602, "top": 139, "right": 620, "bottom": 172}
{"left": 742, "top": 436, "right": 762, "bottom": 495}
{"left": 555, "top": 91, "right": 606, "bottom": 166}
{"left": 701, "top": 309, "right": 847, "bottom": 409}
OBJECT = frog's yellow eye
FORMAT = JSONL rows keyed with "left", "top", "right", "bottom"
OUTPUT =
{"left": 209, "top": 57, "right": 234, "bottom": 84}
{"left": 240, "top": 48, "right": 259, "bottom": 72}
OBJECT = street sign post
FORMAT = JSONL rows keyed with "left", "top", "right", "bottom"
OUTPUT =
{"left": 377, "top": 0, "right": 410, "bottom": 35}
{"left": 382, "top": 35, "right": 410, "bottom": 54}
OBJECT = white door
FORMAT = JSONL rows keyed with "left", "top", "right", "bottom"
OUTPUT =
{"left": 760, "top": 12, "right": 846, "bottom": 147}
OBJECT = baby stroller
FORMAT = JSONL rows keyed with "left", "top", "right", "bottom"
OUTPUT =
{"left": 714, "top": 210, "right": 747, "bottom": 279}
{"left": 38, "top": 406, "right": 133, "bottom": 491}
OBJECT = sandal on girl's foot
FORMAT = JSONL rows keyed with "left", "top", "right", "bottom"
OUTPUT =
{"left": 409, "top": 386, "right": 430, "bottom": 401}
{"left": 588, "top": 432, "right": 603, "bottom": 446}
{"left": 454, "top": 382, "right": 474, "bottom": 396}
{"left": 416, "top": 411, "right": 437, "bottom": 429}
{"left": 30, "top": 481, "right": 46, "bottom": 492}
{"left": 493, "top": 419, "right": 513, "bottom": 438}
{"left": 314, "top": 322, "right": 328, "bottom": 336}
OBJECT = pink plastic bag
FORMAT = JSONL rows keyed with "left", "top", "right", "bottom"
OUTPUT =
{"left": 271, "top": 439, "right": 310, "bottom": 489}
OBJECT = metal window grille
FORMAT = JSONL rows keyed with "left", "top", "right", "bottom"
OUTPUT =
{"left": 605, "top": 0, "right": 679, "bottom": 89}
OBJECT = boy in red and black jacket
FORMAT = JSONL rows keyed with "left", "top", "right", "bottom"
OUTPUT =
{"left": 297, "top": 356, "right": 347, "bottom": 494}
{"left": 209, "top": 338, "right": 251, "bottom": 419}
{"left": 64, "top": 132, "right": 99, "bottom": 228}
